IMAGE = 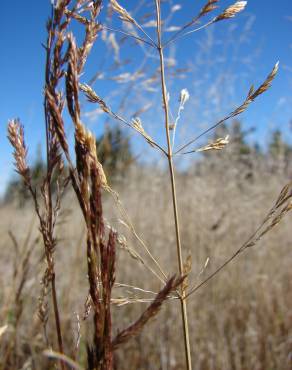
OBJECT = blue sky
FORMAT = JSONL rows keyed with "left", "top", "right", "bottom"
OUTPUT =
{"left": 1, "top": 0, "right": 292, "bottom": 195}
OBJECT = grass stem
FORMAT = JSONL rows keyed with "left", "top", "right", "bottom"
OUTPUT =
{"left": 155, "top": 1, "right": 192, "bottom": 369}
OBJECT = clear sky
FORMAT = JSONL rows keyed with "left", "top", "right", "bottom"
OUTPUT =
{"left": 1, "top": 0, "right": 292, "bottom": 195}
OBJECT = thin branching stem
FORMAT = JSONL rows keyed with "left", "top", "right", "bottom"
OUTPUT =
{"left": 109, "top": 110, "right": 168, "bottom": 155}
{"left": 155, "top": 1, "right": 192, "bottom": 369}
{"left": 163, "top": 14, "right": 201, "bottom": 49}
{"left": 102, "top": 26, "right": 156, "bottom": 48}
{"left": 163, "top": 19, "right": 214, "bottom": 48}
{"left": 174, "top": 111, "right": 235, "bottom": 155}
{"left": 108, "top": 188, "right": 168, "bottom": 283}
{"left": 133, "top": 21, "right": 157, "bottom": 47}
{"left": 186, "top": 204, "right": 277, "bottom": 298}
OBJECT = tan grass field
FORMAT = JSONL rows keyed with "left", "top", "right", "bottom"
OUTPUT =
{"left": 1, "top": 163, "right": 291, "bottom": 369}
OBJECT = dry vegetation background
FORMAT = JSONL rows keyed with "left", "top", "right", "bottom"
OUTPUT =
{"left": 0, "top": 1, "right": 292, "bottom": 369}
{"left": 1, "top": 153, "right": 291, "bottom": 369}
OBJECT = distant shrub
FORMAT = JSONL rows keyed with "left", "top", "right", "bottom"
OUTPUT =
{"left": 96, "top": 125, "right": 134, "bottom": 182}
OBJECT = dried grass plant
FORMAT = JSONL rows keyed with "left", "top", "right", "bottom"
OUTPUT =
{"left": 4, "top": 1, "right": 292, "bottom": 369}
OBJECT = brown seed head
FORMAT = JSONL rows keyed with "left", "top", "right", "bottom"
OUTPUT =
{"left": 199, "top": 0, "right": 219, "bottom": 18}
{"left": 215, "top": 1, "right": 247, "bottom": 22}
{"left": 251, "top": 62, "right": 279, "bottom": 99}
{"left": 110, "top": 0, "right": 136, "bottom": 24}
{"left": 7, "top": 119, "right": 30, "bottom": 181}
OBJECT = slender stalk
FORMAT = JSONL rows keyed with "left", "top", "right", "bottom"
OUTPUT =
{"left": 154, "top": 1, "right": 192, "bottom": 369}
{"left": 164, "top": 19, "right": 215, "bottom": 48}
{"left": 186, "top": 206, "right": 277, "bottom": 298}
{"left": 163, "top": 15, "right": 199, "bottom": 49}
{"left": 51, "top": 274, "right": 65, "bottom": 367}
{"left": 134, "top": 22, "right": 157, "bottom": 48}
{"left": 108, "top": 188, "right": 168, "bottom": 283}
{"left": 102, "top": 26, "right": 155, "bottom": 48}
{"left": 44, "top": 11, "right": 65, "bottom": 369}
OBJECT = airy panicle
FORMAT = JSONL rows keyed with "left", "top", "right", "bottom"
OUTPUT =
{"left": 176, "top": 62, "right": 279, "bottom": 155}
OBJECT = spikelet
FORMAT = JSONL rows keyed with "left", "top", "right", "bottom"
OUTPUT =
{"left": 196, "top": 135, "right": 230, "bottom": 152}
{"left": 79, "top": 83, "right": 110, "bottom": 113}
{"left": 233, "top": 62, "right": 279, "bottom": 116}
{"left": 199, "top": 0, "right": 219, "bottom": 18}
{"left": 179, "top": 88, "right": 190, "bottom": 106}
{"left": 242, "top": 181, "right": 292, "bottom": 250}
{"left": 79, "top": 123, "right": 107, "bottom": 187}
{"left": 274, "top": 181, "right": 292, "bottom": 209}
{"left": 64, "top": 8, "right": 88, "bottom": 25}
{"left": 215, "top": 1, "right": 247, "bottom": 22}
{"left": 132, "top": 117, "right": 155, "bottom": 147}
{"left": 250, "top": 62, "right": 279, "bottom": 99}
{"left": 7, "top": 119, "right": 30, "bottom": 181}
{"left": 110, "top": 0, "right": 136, "bottom": 24}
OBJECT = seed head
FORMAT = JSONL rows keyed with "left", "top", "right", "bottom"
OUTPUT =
{"left": 179, "top": 89, "right": 190, "bottom": 106}
{"left": 196, "top": 135, "right": 230, "bottom": 152}
{"left": 7, "top": 119, "right": 30, "bottom": 181}
{"left": 110, "top": 0, "right": 136, "bottom": 24}
{"left": 215, "top": 1, "right": 247, "bottom": 22}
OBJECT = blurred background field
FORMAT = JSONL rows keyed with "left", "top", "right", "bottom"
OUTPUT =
{"left": 1, "top": 137, "right": 291, "bottom": 369}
